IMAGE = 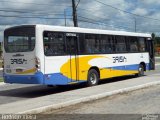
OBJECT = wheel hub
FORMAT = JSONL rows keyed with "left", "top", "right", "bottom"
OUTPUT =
{"left": 90, "top": 73, "right": 97, "bottom": 84}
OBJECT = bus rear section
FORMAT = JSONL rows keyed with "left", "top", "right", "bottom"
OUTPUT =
{"left": 3, "top": 25, "right": 43, "bottom": 84}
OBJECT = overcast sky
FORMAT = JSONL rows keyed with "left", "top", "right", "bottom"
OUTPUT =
{"left": 0, "top": 0, "right": 160, "bottom": 41}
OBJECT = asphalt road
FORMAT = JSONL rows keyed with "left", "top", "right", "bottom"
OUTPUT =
{"left": 0, "top": 65, "right": 159, "bottom": 106}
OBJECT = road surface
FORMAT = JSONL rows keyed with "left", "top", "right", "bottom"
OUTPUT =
{"left": 39, "top": 84, "right": 160, "bottom": 120}
{"left": 0, "top": 65, "right": 159, "bottom": 106}
{"left": 46, "top": 84, "right": 160, "bottom": 114}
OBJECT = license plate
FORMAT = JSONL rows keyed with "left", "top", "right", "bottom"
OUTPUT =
{"left": 16, "top": 69, "right": 23, "bottom": 72}
{"left": 6, "top": 69, "right": 11, "bottom": 73}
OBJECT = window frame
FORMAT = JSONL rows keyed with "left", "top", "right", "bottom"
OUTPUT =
{"left": 4, "top": 26, "right": 35, "bottom": 53}
{"left": 138, "top": 37, "right": 147, "bottom": 52}
{"left": 129, "top": 36, "right": 139, "bottom": 53}
{"left": 43, "top": 31, "right": 67, "bottom": 56}
{"left": 115, "top": 35, "right": 127, "bottom": 53}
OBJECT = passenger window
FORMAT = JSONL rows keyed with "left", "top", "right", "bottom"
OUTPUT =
{"left": 85, "top": 34, "right": 100, "bottom": 54}
{"left": 101, "top": 35, "right": 113, "bottom": 53}
{"left": 138, "top": 38, "right": 146, "bottom": 52}
{"left": 79, "top": 34, "right": 85, "bottom": 54}
{"left": 115, "top": 36, "right": 127, "bottom": 52}
{"left": 130, "top": 37, "right": 138, "bottom": 52}
{"left": 43, "top": 31, "right": 66, "bottom": 56}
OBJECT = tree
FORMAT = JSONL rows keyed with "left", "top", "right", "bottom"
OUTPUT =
{"left": 152, "top": 33, "right": 156, "bottom": 39}
{"left": 151, "top": 33, "right": 156, "bottom": 40}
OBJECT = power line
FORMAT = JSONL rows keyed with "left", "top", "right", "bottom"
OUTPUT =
{"left": 0, "top": 7, "right": 73, "bottom": 16}
{"left": 0, "top": 14, "right": 72, "bottom": 19}
{"left": 78, "top": 15, "right": 109, "bottom": 24}
{"left": 0, "top": 0, "right": 71, "bottom": 7}
{"left": 78, "top": 7, "right": 134, "bottom": 25}
{"left": 78, "top": 19, "right": 127, "bottom": 30}
{"left": 77, "top": 8, "right": 111, "bottom": 22}
{"left": 76, "top": 0, "right": 81, "bottom": 8}
{"left": 78, "top": 11, "right": 129, "bottom": 22}
{"left": 78, "top": 16, "right": 133, "bottom": 30}
{"left": 78, "top": 11, "right": 135, "bottom": 30}
{"left": 0, "top": 9, "right": 65, "bottom": 16}
{"left": 77, "top": 3, "right": 160, "bottom": 32}
{"left": 93, "top": 0, "right": 160, "bottom": 21}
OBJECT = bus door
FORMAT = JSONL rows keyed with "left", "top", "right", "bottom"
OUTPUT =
{"left": 147, "top": 38, "right": 155, "bottom": 70}
{"left": 66, "top": 33, "right": 79, "bottom": 82}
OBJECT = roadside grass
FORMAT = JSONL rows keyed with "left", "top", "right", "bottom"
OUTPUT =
{"left": 155, "top": 53, "right": 160, "bottom": 57}
{"left": 0, "top": 78, "right": 3, "bottom": 82}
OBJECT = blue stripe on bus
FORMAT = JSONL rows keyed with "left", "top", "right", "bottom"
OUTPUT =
{"left": 4, "top": 72, "right": 44, "bottom": 84}
{"left": 4, "top": 72, "right": 85, "bottom": 85}
{"left": 107, "top": 63, "right": 150, "bottom": 71}
{"left": 4, "top": 63, "right": 150, "bottom": 85}
{"left": 43, "top": 73, "right": 85, "bottom": 85}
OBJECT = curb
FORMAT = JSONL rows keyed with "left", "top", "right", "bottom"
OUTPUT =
{"left": 19, "top": 81, "right": 160, "bottom": 114}
{"left": 0, "top": 82, "right": 5, "bottom": 86}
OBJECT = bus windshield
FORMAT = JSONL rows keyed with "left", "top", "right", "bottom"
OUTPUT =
{"left": 4, "top": 26, "right": 35, "bottom": 53}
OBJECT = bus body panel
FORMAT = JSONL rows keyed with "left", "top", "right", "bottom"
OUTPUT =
{"left": 44, "top": 56, "right": 71, "bottom": 85}
{"left": 4, "top": 52, "right": 36, "bottom": 75}
{"left": 3, "top": 25, "right": 42, "bottom": 84}
{"left": 42, "top": 53, "right": 150, "bottom": 85}
{"left": 35, "top": 25, "right": 45, "bottom": 74}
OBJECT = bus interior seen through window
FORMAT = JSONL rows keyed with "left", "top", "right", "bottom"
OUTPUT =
{"left": 43, "top": 32, "right": 148, "bottom": 56}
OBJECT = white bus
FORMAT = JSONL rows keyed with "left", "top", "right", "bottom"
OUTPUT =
{"left": 3, "top": 25, "right": 155, "bottom": 86}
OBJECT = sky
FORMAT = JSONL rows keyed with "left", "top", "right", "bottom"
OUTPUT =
{"left": 0, "top": 0, "right": 160, "bottom": 40}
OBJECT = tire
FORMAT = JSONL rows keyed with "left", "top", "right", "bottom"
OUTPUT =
{"left": 136, "top": 64, "right": 144, "bottom": 77}
{"left": 87, "top": 69, "right": 99, "bottom": 86}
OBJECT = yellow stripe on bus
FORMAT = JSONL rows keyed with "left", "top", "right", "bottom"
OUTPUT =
{"left": 15, "top": 68, "right": 37, "bottom": 75}
{"left": 60, "top": 55, "right": 138, "bottom": 81}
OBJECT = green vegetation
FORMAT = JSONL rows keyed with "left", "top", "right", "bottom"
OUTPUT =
{"left": 0, "top": 78, "right": 3, "bottom": 82}
{"left": 156, "top": 54, "right": 160, "bottom": 57}
{"left": 0, "top": 61, "right": 2, "bottom": 68}
{"left": 155, "top": 37, "right": 160, "bottom": 46}
{"left": 152, "top": 33, "right": 160, "bottom": 56}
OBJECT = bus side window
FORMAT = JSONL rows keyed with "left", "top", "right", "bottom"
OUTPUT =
{"left": 43, "top": 31, "right": 66, "bottom": 56}
{"left": 85, "top": 34, "right": 96, "bottom": 54}
{"left": 115, "top": 36, "right": 126, "bottom": 52}
{"left": 101, "top": 35, "right": 112, "bottom": 53}
{"left": 130, "top": 37, "right": 138, "bottom": 52}
{"left": 79, "top": 34, "right": 85, "bottom": 54}
{"left": 138, "top": 37, "right": 146, "bottom": 52}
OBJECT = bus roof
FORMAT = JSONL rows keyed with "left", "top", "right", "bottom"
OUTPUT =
{"left": 6, "top": 24, "right": 152, "bottom": 38}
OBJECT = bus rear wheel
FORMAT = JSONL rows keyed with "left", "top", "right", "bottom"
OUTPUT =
{"left": 87, "top": 69, "right": 99, "bottom": 86}
{"left": 136, "top": 64, "right": 144, "bottom": 77}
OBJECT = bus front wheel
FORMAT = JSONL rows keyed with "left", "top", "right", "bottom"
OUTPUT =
{"left": 87, "top": 69, "right": 99, "bottom": 86}
{"left": 136, "top": 64, "right": 144, "bottom": 77}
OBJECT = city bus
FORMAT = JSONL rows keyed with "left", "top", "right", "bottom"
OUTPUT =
{"left": 3, "top": 25, "right": 155, "bottom": 86}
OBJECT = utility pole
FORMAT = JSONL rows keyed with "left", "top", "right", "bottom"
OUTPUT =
{"left": 134, "top": 17, "right": 137, "bottom": 32}
{"left": 72, "top": 0, "right": 78, "bottom": 27}
{"left": 64, "top": 9, "right": 66, "bottom": 26}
